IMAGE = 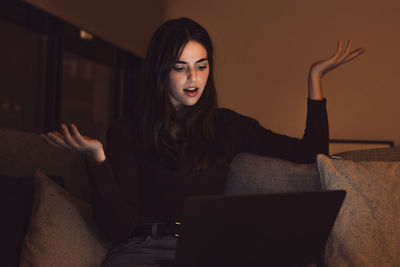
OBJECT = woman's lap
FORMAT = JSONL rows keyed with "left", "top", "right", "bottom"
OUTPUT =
{"left": 101, "top": 234, "right": 177, "bottom": 267}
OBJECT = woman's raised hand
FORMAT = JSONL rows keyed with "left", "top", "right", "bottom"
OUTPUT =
{"left": 308, "top": 40, "right": 366, "bottom": 100}
{"left": 40, "top": 124, "right": 106, "bottom": 164}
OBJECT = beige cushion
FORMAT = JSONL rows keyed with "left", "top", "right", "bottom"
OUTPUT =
{"left": 19, "top": 170, "right": 110, "bottom": 267}
{"left": 317, "top": 154, "right": 400, "bottom": 266}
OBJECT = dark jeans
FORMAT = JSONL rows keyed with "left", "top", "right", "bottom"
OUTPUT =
{"left": 101, "top": 234, "right": 177, "bottom": 267}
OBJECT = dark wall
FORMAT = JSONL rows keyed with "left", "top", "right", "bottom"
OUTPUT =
{"left": 0, "top": 0, "right": 142, "bottom": 140}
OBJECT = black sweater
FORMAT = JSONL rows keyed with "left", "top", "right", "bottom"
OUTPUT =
{"left": 86, "top": 99, "right": 328, "bottom": 244}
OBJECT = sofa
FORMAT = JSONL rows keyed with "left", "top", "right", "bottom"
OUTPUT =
{"left": 1, "top": 127, "right": 400, "bottom": 267}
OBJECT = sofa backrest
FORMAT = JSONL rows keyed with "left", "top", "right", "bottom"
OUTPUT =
{"left": 225, "top": 146, "right": 400, "bottom": 195}
{"left": 226, "top": 153, "right": 322, "bottom": 195}
{"left": 0, "top": 128, "right": 90, "bottom": 201}
{"left": 333, "top": 146, "right": 400, "bottom": 162}
{"left": 1, "top": 128, "right": 325, "bottom": 200}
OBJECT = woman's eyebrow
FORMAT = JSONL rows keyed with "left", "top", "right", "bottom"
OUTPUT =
{"left": 175, "top": 58, "right": 208, "bottom": 64}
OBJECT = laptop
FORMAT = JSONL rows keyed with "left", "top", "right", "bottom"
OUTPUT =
{"left": 172, "top": 190, "right": 346, "bottom": 266}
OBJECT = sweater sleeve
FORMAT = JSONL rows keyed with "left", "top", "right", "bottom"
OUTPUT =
{"left": 86, "top": 119, "right": 140, "bottom": 244}
{"left": 224, "top": 98, "right": 329, "bottom": 163}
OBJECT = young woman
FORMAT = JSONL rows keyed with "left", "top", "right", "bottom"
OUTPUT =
{"left": 42, "top": 17, "right": 365, "bottom": 266}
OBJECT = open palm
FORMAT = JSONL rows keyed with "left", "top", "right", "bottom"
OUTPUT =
{"left": 41, "top": 124, "right": 103, "bottom": 156}
{"left": 310, "top": 40, "right": 366, "bottom": 78}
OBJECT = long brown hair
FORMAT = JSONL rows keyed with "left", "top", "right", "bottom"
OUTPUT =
{"left": 132, "top": 17, "right": 223, "bottom": 171}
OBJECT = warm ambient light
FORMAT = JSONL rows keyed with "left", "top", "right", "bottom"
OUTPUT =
{"left": 79, "top": 30, "right": 93, "bottom": 40}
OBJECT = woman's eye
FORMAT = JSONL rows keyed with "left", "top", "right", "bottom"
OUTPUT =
{"left": 197, "top": 65, "right": 208, "bottom": 70}
{"left": 173, "top": 66, "right": 186, "bottom": 72}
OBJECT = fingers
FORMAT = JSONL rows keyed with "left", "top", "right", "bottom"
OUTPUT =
{"left": 328, "top": 40, "right": 343, "bottom": 62}
{"left": 309, "top": 40, "right": 365, "bottom": 78}
{"left": 40, "top": 133, "right": 64, "bottom": 148}
{"left": 337, "top": 40, "right": 352, "bottom": 61}
{"left": 40, "top": 123, "right": 96, "bottom": 155}
{"left": 342, "top": 47, "right": 366, "bottom": 63}
{"left": 46, "top": 131, "right": 73, "bottom": 150}
{"left": 70, "top": 124, "right": 86, "bottom": 145}
{"left": 61, "top": 124, "right": 81, "bottom": 150}
{"left": 41, "top": 123, "right": 81, "bottom": 151}
{"left": 52, "top": 131, "right": 64, "bottom": 139}
{"left": 336, "top": 40, "right": 352, "bottom": 62}
{"left": 333, "top": 40, "right": 366, "bottom": 66}
{"left": 50, "top": 131, "right": 73, "bottom": 150}
{"left": 345, "top": 40, "right": 352, "bottom": 53}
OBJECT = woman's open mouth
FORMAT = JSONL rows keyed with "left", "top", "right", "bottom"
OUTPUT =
{"left": 183, "top": 87, "right": 199, "bottom": 97}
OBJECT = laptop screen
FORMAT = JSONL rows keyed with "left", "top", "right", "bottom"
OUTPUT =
{"left": 175, "top": 190, "right": 345, "bottom": 266}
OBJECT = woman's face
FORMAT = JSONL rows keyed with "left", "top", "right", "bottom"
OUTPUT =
{"left": 168, "top": 40, "right": 210, "bottom": 110}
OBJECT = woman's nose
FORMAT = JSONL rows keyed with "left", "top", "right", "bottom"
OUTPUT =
{"left": 187, "top": 67, "right": 198, "bottom": 82}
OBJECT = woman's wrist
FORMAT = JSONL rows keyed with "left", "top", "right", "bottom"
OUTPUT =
{"left": 87, "top": 147, "right": 106, "bottom": 165}
{"left": 308, "top": 73, "right": 323, "bottom": 100}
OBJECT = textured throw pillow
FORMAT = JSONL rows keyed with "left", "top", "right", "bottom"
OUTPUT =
{"left": 19, "top": 170, "right": 110, "bottom": 267}
{"left": 0, "top": 174, "right": 64, "bottom": 267}
{"left": 317, "top": 154, "right": 400, "bottom": 266}
{"left": 0, "top": 175, "right": 33, "bottom": 267}
{"left": 225, "top": 153, "right": 322, "bottom": 195}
